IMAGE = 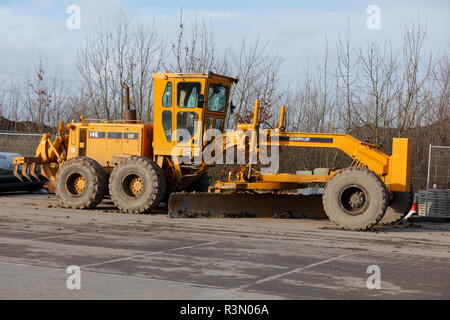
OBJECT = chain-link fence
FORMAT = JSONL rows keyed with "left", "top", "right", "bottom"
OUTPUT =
{"left": 418, "top": 145, "right": 450, "bottom": 218}
{"left": 0, "top": 131, "right": 42, "bottom": 156}
{"left": 0, "top": 131, "right": 43, "bottom": 174}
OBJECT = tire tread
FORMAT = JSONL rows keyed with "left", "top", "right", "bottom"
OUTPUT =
{"left": 323, "top": 167, "right": 388, "bottom": 231}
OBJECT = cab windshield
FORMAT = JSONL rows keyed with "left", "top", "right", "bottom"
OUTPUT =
{"left": 207, "top": 84, "right": 229, "bottom": 113}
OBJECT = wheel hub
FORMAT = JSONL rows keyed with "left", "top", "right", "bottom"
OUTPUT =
{"left": 129, "top": 177, "right": 143, "bottom": 195}
{"left": 349, "top": 191, "right": 366, "bottom": 209}
{"left": 340, "top": 185, "right": 369, "bottom": 215}
{"left": 122, "top": 174, "right": 144, "bottom": 198}
{"left": 66, "top": 173, "right": 86, "bottom": 196}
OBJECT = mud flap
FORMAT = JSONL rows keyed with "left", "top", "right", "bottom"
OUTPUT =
{"left": 168, "top": 193, "right": 328, "bottom": 219}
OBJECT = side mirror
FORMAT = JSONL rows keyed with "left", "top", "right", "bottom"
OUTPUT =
{"left": 230, "top": 100, "right": 236, "bottom": 114}
{"left": 197, "top": 94, "right": 205, "bottom": 108}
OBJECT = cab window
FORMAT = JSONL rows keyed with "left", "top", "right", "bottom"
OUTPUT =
{"left": 178, "top": 82, "right": 201, "bottom": 108}
{"left": 215, "top": 118, "right": 225, "bottom": 133}
{"left": 162, "top": 82, "right": 172, "bottom": 107}
{"left": 203, "top": 116, "right": 214, "bottom": 143}
{"left": 176, "top": 111, "right": 198, "bottom": 142}
{"left": 162, "top": 110, "right": 172, "bottom": 141}
{"left": 207, "top": 84, "right": 228, "bottom": 113}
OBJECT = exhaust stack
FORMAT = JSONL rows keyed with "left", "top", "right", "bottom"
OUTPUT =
{"left": 122, "top": 83, "right": 137, "bottom": 122}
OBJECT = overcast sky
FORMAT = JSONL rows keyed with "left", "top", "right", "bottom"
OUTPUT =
{"left": 0, "top": 0, "right": 448, "bottom": 87}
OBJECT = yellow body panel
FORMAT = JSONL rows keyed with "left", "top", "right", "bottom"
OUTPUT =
{"left": 388, "top": 138, "right": 411, "bottom": 192}
{"left": 66, "top": 122, "right": 153, "bottom": 167}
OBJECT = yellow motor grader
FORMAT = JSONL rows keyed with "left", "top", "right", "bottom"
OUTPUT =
{"left": 13, "top": 72, "right": 412, "bottom": 230}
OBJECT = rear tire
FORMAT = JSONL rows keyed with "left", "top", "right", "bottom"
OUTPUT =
{"left": 323, "top": 167, "right": 388, "bottom": 230}
{"left": 55, "top": 157, "right": 108, "bottom": 209}
{"left": 379, "top": 191, "right": 413, "bottom": 225}
{"left": 109, "top": 156, "right": 166, "bottom": 214}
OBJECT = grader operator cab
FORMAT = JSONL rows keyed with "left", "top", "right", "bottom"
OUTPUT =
{"left": 13, "top": 72, "right": 413, "bottom": 230}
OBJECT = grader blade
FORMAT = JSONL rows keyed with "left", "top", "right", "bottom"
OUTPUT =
{"left": 168, "top": 193, "right": 327, "bottom": 219}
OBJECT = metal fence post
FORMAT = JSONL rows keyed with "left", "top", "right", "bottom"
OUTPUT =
{"left": 425, "top": 144, "right": 432, "bottom": 216}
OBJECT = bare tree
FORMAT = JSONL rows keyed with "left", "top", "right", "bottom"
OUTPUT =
{"left": 77, "top": 10, "right": 165, "bottom": 121}
{"left": 335, "top": 23, "right": 359, "bottom": 132}
{"left": 3, "top": 81, "right": 22, "bottom": 126}
{"left": 170, "top": 10, "right": 226, "bottom": 75}
{"left": 128, "top": 22, "right": 166, "bottom": 121}
{"left": 426, "top": 52, "right": 450, "bottom": 144}
{"left": 356, "top": 39, "right": 398, "bottom": 144}
{"left": 227, "top": 37, "right": 285, "bottom": 128}
{"left": 20, "top": 60, "right": 69, "bottom": 132}
{"left": 286, "top": 40, "right": 345, "bottom": 170}
{"left": 395, "top": 20, "right": 433, "bottom": 135}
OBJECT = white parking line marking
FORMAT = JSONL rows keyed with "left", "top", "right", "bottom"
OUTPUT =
{"left": 81, "top": 240, "right": 218, "bottom": 268}
{"left": 0, "top": 260, "right": 223, "bottom": 290}
{"left": 238, "top": 253, "right": 354, "bottom": 290}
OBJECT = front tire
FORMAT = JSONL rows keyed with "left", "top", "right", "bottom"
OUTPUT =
{"left": 55, "top": 157, "right": 108, "bottom": 209}
{"left": 109, "top": 156, "right": 166, "bottom": 214}
{"left": 323, "top": 167, "right": 388, "bottom": 230}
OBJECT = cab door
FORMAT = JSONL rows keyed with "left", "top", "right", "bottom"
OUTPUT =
{"left": 202, "top": 80, "right": 230, "bottom": 146}
{"left": 153, "top": 79, "right": 175, "bottom": 156}
{"left": 172, "top": 78, "right": 205, "bottom": 161}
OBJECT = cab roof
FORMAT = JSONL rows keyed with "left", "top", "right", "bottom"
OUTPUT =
{"left": 152, "top": 71, "right": 239, "bottom": 84}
